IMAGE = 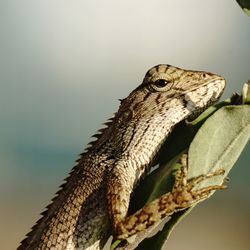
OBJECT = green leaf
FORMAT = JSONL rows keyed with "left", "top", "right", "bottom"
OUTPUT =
{"left": 135, "top": 105, "right": 250, "bottom": 250}
{"left": 236, "top": 0, "right": 250, "bottom": 16}
{"left": 157, "top": 105, "right": 250, "bottom": 250}
{"left": 188, "top": 105, "right": 250, "bottom": 185}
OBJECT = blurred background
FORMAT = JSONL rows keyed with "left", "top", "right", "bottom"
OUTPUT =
{"left": 0, "top": 1, "right": 249, "bottom": 249}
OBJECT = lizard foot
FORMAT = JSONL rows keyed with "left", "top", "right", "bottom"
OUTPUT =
{"left": 115, "top": 155, "right": 226, "bottom": 240}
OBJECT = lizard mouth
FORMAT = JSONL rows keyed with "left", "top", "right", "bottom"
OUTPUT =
{"left": 186, "top": 94, "right": 222, "bottom": 122}
{"left": 185, "top": 78, "right": 226, "bottom": 122}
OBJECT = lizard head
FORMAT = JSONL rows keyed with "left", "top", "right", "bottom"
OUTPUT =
{"left": 107, "top": 65, "right": 226, "bottom": 171}
{"left": 118, "top": 64, "right": 226, "bottom": 121}
{"left": 142, "top": 64, "right": 226, "bottom": 110}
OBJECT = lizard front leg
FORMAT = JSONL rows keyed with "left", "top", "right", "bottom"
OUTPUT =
{"left": 111, "top": 155, "right": 226, "bottom": 240}
{"left": 106, "top": 160, "right": 139, "bottom": 235}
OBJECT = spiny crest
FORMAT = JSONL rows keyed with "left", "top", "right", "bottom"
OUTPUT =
{"left": 78, "top": 116, "right": 115, "bottom": 157}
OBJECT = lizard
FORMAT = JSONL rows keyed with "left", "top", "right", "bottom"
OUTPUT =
{"left": 17, "top": 64, "right": 226, "bottom": 250}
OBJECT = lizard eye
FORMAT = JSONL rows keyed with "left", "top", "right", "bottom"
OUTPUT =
{"left": 151, "top": 79, "right": 171, "bottom": 91}
{"left": 154, "top": 79, "right": 169, "bottom": 88}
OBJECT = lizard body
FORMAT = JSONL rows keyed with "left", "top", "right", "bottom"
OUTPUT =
{"left": 18, "top": 64, "right": 226, "bottom": 250}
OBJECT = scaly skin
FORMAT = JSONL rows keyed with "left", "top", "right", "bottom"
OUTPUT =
{"left": 17, "top": 65, "right": 226, "bottom": 250}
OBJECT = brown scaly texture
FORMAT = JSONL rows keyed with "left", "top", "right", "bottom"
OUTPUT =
{"left": 17, "top": 64, "right": 226, "bottom": 250}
